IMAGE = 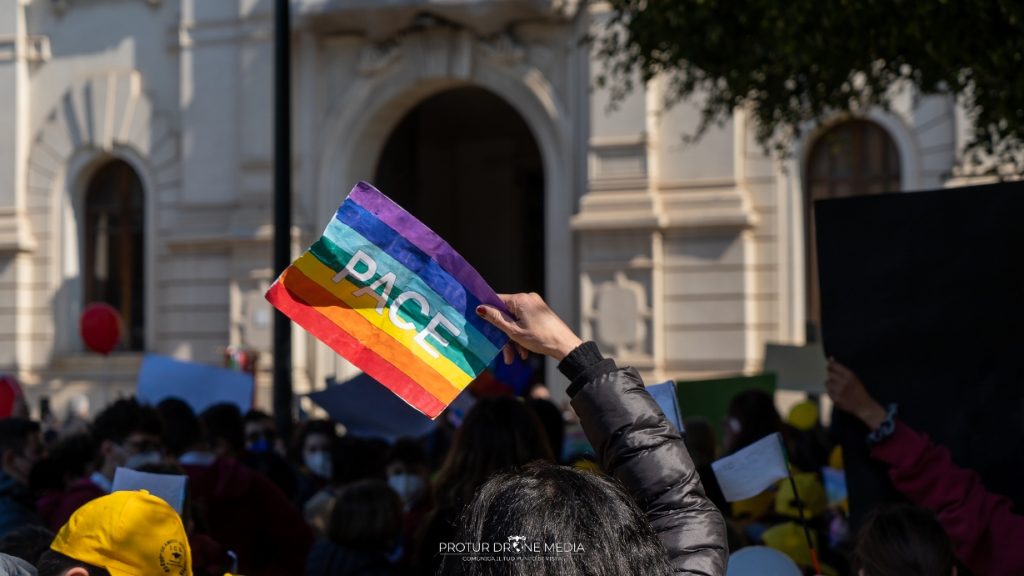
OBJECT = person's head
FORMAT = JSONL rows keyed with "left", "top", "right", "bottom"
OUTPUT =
{"left": 0, "top": 524, "right": 56, "bottom": 566}
{"left": 243, "top": 409, "right": 278, "bottom": 454}
{"left": 199, "top": 403, "right": 244, "bottom": 459}
{"left": 386, "top": 438, "right": 430, "bottom": 507}
{"left": 291, "top": 420, "right": 337, "bottom": 480}
{"left": 156, "top": 398, "right": 201, "bottom": 457}
{"left": 682, "top": 416, "right": 717, "bottom": 468}
{"left": 332, "top": 436, "right": 388, "bottom": 485}
{"left": 435, "top": 396, "right": 553, "bottom": 511}
{"left": 854, "top": 504, "right": 956, "bottom": 576}
{"left": 91, "top": 398, "right": 163, "bottom": 472}
{"left": 0, "top": 376, "right": 29, "bottom": 420}
{"left": 44, "top": 433, "right": 99, "bottom": 488}
{"left": 0, "top": 418, "right": 44, "bottom": 485}
{"left": 725, "top": 389, "right": 783, "bottom": 454}
{"left": 443, "top": 461, "right": 673, "bottom": 576}
{"left": 42, "top": 490, "right": 191, "bottom": 576}
{"left": 327, "top": 480, "right": 402, "bottom": 554}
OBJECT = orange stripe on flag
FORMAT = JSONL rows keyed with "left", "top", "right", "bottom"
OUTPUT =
{"left": 276, "top": 266, "right": 461, "bottom": 405}
{"left": 266, "top": 279, "right": 447, "bottom": 418}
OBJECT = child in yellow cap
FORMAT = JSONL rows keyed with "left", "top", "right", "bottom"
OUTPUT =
{"left": 35, "top": 490, "right": 191, "bottom": 576}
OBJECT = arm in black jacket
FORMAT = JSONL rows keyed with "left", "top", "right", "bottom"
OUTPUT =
{"left": 561, "top": 342, "right": 728, "bottom": 576}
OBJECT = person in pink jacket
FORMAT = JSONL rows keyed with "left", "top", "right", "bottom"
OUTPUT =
{"left": 826, "top": 360, "right": 1024, "bottom": 576}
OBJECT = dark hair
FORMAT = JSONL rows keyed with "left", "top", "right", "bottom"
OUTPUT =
{"left": 200, "top": 403, "right": 245, "bottom": 454}
{"left": 0, "top": 418, "right": 40, "bottom": 457}
{"left": 36, "top": 550, "right": 111, "bottom": 576}
{"left": 243, "top": 409, "right": 273, "bottom": 425}
{"left": 854, "top": 504, "right": 955, "bottom": 576}
{"left": 434, "top": 397, "right": 554, "bottom": 511}
{"left": 289, "top": 419, "right": 337, "bottom": 462}
{"left": 526, "top": 398, "right": 564, "bottom": 463}
{"left": 387, "top": 437, "right": 429, "bottom": 468}
{"left": 442, "top": 461, "right": 673, "bottom": 576}
{"left": 682, "top": 417, "right": 717, "bottom": 468}
{"left": 327, "top": 480, "right": 403, "bottom": 552}
{"left": 156, "top": 398, "right": 201, "bottom": 457}
{"left": 333, "top": 436, "right": 388, "bottom": 485}
{"left": 41, "top": 433, "right": 99, "bottom": 489}
{"left": 726, "top": 389, "right": 783, "bottom": 454}
{"left": 92, "top": 398, "right": 162, "bottom": 445}
{"left": 0, "top": 525, "right": 55, "bottom": 565}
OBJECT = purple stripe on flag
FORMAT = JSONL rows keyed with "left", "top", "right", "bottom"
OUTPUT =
{"left": 347, "top": 181, "right": 511, "bottom": 315}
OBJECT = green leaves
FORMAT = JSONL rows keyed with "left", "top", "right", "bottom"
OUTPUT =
{"left": 596, "top": 0, "right": 1024, "bottom": 173}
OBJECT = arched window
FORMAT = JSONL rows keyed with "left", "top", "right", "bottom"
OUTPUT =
{"left": 804, "top": 120, "right": 901, "bottom": 340}
{"left": 84, "top": 160, "right": 145, "bottom": 351}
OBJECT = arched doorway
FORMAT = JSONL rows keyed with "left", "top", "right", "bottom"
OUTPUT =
{"left": 804, "top": 120, "right": 901, "bottom": 339}
{"left": 373, "top": 87, "right": 545, "bottom": 295}
{"left": 83, "top": 159, "right": 146, "bottom": 351}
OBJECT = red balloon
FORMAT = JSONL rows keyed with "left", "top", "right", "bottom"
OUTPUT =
{"left": 80, "top": 303, "right": 122, "bottom": 355}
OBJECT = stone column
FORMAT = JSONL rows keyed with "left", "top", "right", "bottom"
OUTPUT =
{"left": 0, "top": 2, "right": 36, "bottom": 369}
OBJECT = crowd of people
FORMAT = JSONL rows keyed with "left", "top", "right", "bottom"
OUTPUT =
{"left": 0, "top": 293, "right": 1019, "bottom": 575}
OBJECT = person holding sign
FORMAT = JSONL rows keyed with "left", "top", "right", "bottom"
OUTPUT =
{"left": 826, "top": 360, "right": 1024, "bottom": 575}
{"left": 447, "top": 292, "right": 728, "bottom": 576}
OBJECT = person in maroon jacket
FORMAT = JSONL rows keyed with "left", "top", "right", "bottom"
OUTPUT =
{"left": 826, "top": 360, "right": 1024, "bottom": 576}
{"left": 158, "top": 397, "right": 313, "bottom": 576}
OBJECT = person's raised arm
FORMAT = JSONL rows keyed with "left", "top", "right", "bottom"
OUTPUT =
{"left": 826, "top": 360, "right": 1024, "bottom": 575}
{"left": 477, "top": 293, "right": 727, "bottom": 576}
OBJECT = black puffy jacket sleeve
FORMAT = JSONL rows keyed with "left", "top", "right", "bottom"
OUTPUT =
{"left": 561, "top": 342, "right": 728, "bottom": 576}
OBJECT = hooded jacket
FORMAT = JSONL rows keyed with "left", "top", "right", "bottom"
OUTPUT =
{"left": 561, "top": 342, "right": 728, "bottom": 576}
{"left": 183, "top": 455, "right": 314, "bottom": 576}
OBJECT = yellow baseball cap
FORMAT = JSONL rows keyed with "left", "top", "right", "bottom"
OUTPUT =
{"left": 51, "top": 490, "right": 191, "bottom": 576}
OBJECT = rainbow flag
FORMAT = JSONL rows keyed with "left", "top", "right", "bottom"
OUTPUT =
{"left": 265, "top": 182, "right": 509, "bottom": 418}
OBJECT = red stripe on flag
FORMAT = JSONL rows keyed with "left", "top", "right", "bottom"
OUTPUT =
{"left": 266, "top": 281, "right": 446, "bottom": 419}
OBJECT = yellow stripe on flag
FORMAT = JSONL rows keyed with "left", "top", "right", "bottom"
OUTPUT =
{"left": 293, "top": 253, "right": 475, "bottom": 391}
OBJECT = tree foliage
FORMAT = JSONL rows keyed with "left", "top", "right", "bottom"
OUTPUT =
{"left": 596, "top": 0, "right": 1024, "bottom": 173}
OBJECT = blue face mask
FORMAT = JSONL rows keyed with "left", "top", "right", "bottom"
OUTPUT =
{"left": 250, "top": 438, "right": 271, "bottom": 454}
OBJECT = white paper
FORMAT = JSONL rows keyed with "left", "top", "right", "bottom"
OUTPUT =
{"left": 137, "top": 354, "right": 254, "bottom": 414}
{"left": 712, "top": 432, "right": 789, "bottom": 502}
{"left": 111, "top": 467, "right": 188, "bottom": 515}
{"left": 762, "top": 343, "right": 828, "bottom": 392}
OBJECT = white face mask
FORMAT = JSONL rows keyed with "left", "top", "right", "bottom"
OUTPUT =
{"left": 124, "top": 451, "right": 162, "bottom": 470}
{"left": 388, "top": 473, "right": 426, "bottom": 506}
{"left": 305, "top": 451, "right": 333, "bottom": 480}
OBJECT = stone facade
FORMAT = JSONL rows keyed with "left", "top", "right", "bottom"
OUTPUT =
{"left": 0, "top": 0, "right": 974, "bottom": 416}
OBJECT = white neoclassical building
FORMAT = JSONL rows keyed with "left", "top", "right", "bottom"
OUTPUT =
{"left": 0, "top": 0, "right": 977, "bottom": 416}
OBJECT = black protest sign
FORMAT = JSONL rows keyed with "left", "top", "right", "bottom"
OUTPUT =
{"left": 816, "top": 182, "right": 1024, "bottom": 529}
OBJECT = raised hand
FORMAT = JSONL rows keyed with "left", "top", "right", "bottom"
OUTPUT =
{"left": 476, "top": 293, "right": 583, "bottom": 364}
{"left": 826, "top": 359, "right": 887, "bottom": 430}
